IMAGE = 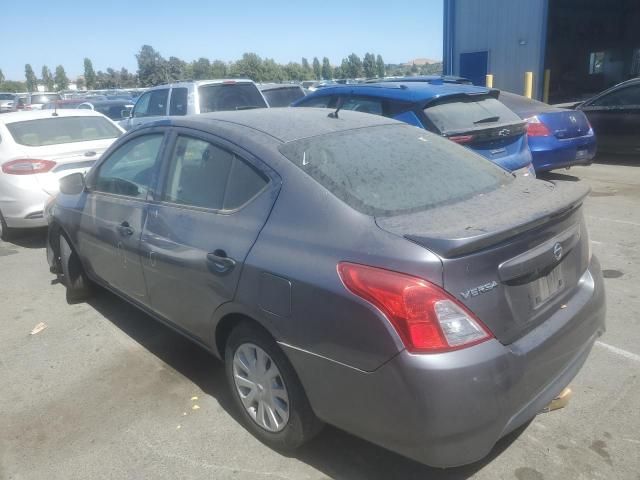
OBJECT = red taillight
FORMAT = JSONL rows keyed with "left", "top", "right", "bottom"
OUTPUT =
{"left": 2, "top": 159, "right": 56, "bottom": 175}
{"left": 337, "top": 262, "right": 493, "bottom": 353}
{"left": 448, "top": 134, "right": 475, "bottom": 144}
{"left": 525, "top": 116, "right": 551, "bottom": 137}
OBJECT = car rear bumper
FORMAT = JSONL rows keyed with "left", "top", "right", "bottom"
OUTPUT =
{"left": 0, "top": 177, "right": 50, "bottom": 228}
{"left": 530, "top": 135, "right": 597, "bottom": 173}
{"left": 282, "top": 256, "right": 606, "bottom": 468}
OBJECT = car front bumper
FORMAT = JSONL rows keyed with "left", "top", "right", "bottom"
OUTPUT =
{"left": 282, "top": 256, "right": 606, "bottom": 468}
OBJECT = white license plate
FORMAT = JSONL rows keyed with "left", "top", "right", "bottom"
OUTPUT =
{"left": 531, "top": 264, "right": 565, "bottom": 309}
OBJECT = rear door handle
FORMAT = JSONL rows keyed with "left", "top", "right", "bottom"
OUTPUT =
{"left": 206, "top": 249, "right": 236, "bottom": 274}
{"left": 117, "top": 221, "right": 134, "bottom": 237}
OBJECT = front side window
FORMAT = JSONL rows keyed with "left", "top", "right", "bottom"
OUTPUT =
{"left": 589, "top": 85, "right": 640, "bottom": 107}
{"left": 133, "top": 89, "right": 169, "bottom": 118}
{"left": 93, "top": 134, "right": 163, "bottom": 198}
{"left": 162, "top": 136, "right": 267, "bottom": 211}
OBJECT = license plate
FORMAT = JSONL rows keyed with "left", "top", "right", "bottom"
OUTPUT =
{"left": 530, "top": 264, "right": 565, "bottom": 309}
{"left": 576, "top": 149, "right": 588, "bottom": 160}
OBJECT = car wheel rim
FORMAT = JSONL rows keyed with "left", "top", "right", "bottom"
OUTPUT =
{"left": 232, "top": 343, "right": 290, "bottom": 432}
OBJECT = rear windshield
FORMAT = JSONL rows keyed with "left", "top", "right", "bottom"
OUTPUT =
{"left": 498, "top": 91, "right": 556, "bottom": 118}
{"left": 278, "top": 124, "right": 512, "bottom": 217}
{"left": 6, "top": 116, "right": 121, "bottom": 146}
{"left": 424, "top": 96, "right": 521, "bottom": 134}
{"left": 262, "top": 87, "right": 305, "bottom": 107}
{"left": 93, "top": 104, "right": 131, "bottom": 120}
{"left": 198, "top": 83, "right": 267, "bottom": 113}
{"left": 30, "top": 94, "right": 61, "bottom": 104}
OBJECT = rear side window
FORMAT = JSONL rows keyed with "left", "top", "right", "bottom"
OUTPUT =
{"left": 133, "top": 89, "right": 169, "bottom": 117}
{"left": 198, "top": 83, "right": 267, "bottom": 113}
{"left": 424, "top": 96, "right": 521, "bottom": 134}
{"left": 30, "top": 94, "right": 61, "bottom": 104}
{"left": 94, "top": 134, "right": 163, "bottom": 198}
{"left": 295, "top": 95, "right": 334, "bottom": 108}
{"left": 262, "top": 87, "right": 305, "bottom": 107}
{"left": 339, "top": 96, "right": 384, "bottom": 115}
{"left": 162, "top": 136, "right": 268, "bottom": 211}
{"left": 6, "top": 116, "right": 121, "bottom": 146}
{"left": 169, "top": 88, "right": 188, "bottom": 115}
{"left": 279, "top": 124, "right": 512, "bottom": 217}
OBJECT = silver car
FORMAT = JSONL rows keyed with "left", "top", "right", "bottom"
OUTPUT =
{"left": 119, "top": 79, "right": 268, "bottom": 130}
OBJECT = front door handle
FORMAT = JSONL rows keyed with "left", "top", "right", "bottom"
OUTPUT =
{"left": 117, "top": 221, "right": 134, "bottom": 237}
{"left": 206, "top": 249, "right": 236, "bottom": 274}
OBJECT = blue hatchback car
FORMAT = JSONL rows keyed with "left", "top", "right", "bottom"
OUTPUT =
{"left": 498, "top": 92, "right": 596, "bottom": 173}
{"left": 292, "top": 82, "right": 534, "bottom": 175}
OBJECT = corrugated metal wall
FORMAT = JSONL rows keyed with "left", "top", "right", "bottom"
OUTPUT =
{"left": 450, "top": 0, "right": 547, "bottom": 98}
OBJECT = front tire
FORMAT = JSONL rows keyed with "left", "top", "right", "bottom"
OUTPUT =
{"left": 225, "top": 322, "right": 322, "bottom": 450}
{"left": 59, "top": 234, "right": 93, "bottom": 302}
{"left": 0, "top": 210, "right": 14, "bottom": 242}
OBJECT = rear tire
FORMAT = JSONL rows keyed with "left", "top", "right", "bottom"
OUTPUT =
{"left": 0, "top": 210, "right": 14, "bottom": 242}
{"left": 225, "top": 322, "right": 323, "bottom": 450}
{"left": 59, "top": 234, "right": 92, "bottom": 302}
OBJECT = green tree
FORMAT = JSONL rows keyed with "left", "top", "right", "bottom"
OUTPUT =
{"left": 54, "top": 65, "right": 69, "bottom": 90}
{"left": 312, "top": 57, "right": 321, "bottom": 80}
{"left": 192, "top": 57, "right": 211, "bottom": 80}
{"left": 283, "top": 62, "right": 305, "bottom": 81}
{"left": 25, "top": 64, "right": 38, "bottom": 92}
{"left": 333, "top": 65, "right": 342, "bottom": 79}
{"left": 0, "top": 69, "right": 5, "bottom": 85}
{"left": 41, "top": 66, "right": 54, "bottom": 90}
{"left": 263, "top": 58, "right": 285, "bottom": 82}
{"left": 321, "top": 57, "right": 332, "bottom": 80}
{"left": 1, "top": 80, "right": 26, "bottom": 92}
{"left": 211, "top": 60, "right": 228, "bottom": 78}
{"left": 346, "top": 53, "right": 363, "bottom": 78}
{"left": 340, "top": 58, "right": 350, "bottom": 78}
{"left": 233, "top": 53, "right": 264, "bottom": 81}
{"left": 76, "top": 76, "right": 86, "bottom": 90}
{"left": 363, "top": 53, "right": 376, "bottom": 78}
{"left": 84, "top": 58, "right": 97, "bottom": 89}
{"left": 167, "top": 56, "right": 186, "bottom": 81}
{"left": 301, "top": 57, "right": 313, "bottom": 80}
{"left": 411, "top": 62, "right": 418, "bottom": 74}
{"left": 376, "top": 54, "right": 385, "bottom": 78}
{"left": 119, "top": 68, "right": 137, "bottom": 88}
{"left": 136, "top": 45, "right": 167, "bottom": 87}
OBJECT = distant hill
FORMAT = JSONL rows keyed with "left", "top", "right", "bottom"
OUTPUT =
{"left": 402, "top": 58, "right": 440, "bottom": 66}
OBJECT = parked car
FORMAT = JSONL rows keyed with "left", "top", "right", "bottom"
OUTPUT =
{"left": 258, "top": 83, "right": 305, "bottom": 107}
{"left": 119, "top": 79, "right": 268, "bottom": 131}
{"left": 557, "top": 78, "right": 640, "bottom": 155}
{"left": 42, "top": 98, "right": 88, "bottom": 110}
{"left": 497, "top": 91, "right": 596, "bottom": 173}
{"left": 47, "top": 109, "right": 605, "bottom": 468}
{"left": 0, "top": 93, "right": 15, "bottom": 113}
{"left": 77, "top": 99, "right": 134, "bottom": 121}
{"left": 367, "top": 75, "right": 473, "bottom": 85}
{"left": 0, "top": 110, "right": 123, "bottom": 240}
{"left": 10, "top": 94, "right": 29, "bottom": 112}
{"left": 292, "top": 82, "right": 534, "bottom": 174}
{"left": 27, "top": 92, "right": 63, "bottom": 110}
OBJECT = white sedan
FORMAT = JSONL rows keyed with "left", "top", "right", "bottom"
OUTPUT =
{"left": 0, "top": 109, "right": 124, "bottom": 240}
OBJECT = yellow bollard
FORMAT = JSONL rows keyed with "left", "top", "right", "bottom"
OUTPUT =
{"left": 524, "top": 71, "right": 533, "bottom": 99}
{"left": 486, "top": 74, "right": 494, "bottom": 88}
{"left": 543, "top": 69, "right": 551, "bottom": 103}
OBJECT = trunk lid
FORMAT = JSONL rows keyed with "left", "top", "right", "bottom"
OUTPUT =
{"left": 376, "top": 178, "right": 591, "bottom": 344}
{"left": 538, "top": 110, "right": 591, "bottom": 140}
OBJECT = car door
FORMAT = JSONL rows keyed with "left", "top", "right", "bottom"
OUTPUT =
{"left": 127, "top": 88, "right": 170, "bottom": 130}
{"left": 581, "top": 83, "right": 640, "bottom": 154}
{"left": 140, "top": 129, "right": 279, "bottom": 342}
{"left": 79, "top": 129, "right": 167, "bottom": 302}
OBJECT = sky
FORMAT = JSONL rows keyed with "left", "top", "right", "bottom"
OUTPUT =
{"left": 0, "top": 0, "right": 443, "bottom": 81}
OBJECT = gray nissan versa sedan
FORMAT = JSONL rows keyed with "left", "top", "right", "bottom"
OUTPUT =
{"left": 46, "top": 108, "right": 606, "bottom": 468}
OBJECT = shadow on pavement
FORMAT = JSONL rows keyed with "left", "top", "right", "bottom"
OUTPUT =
{"left": 593, "top": 153, "right": 640, "bottom": 167}
{"left": 538, "top": 171, "right": 580, "bottom": 182}
{"left": 87, "top": 287, "right": 528, "bottom": 480}
{"left": 3, "top": 227, "right": 47, "bottom": 249}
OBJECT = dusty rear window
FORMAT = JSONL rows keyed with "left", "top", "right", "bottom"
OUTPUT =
{"left": 279, "top": 124, "right": 512, "bottom": 217}
{"left": 424, "top": 96, "right": 521, "bottom": 134}
{"left": 198, "top": 83, "right": 267, "bottom": 113}
{"left": 6, "top": 116, "right": 121, "bottom": 146}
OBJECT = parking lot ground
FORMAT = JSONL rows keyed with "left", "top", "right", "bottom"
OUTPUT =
{"left": 1, "top": 157, "right": 639, "bottom": 480}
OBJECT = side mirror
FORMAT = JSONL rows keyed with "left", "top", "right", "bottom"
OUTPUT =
{"left": 121, "top": 108, "right": 132, "bottom": 119}
{"left": 59, "top": 172, "right": 86, "bottom": 195}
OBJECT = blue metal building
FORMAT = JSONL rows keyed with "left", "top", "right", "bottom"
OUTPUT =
{"left": 443, "top": 0, "right": 640, "bottom": 103}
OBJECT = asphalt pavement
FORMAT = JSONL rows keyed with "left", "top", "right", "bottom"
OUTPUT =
{"left": 1, "top": 156, "right": 639, "bottom": 480}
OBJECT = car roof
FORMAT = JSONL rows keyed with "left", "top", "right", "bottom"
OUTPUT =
{"left": 80, "top": 99, "right": 134, "bottom": 106}
{"left": 146, "top": 108, "right": 399, "bottom": 143}
{"left": 147, "top": 79, "right": 256, "bottom": 90}
{"left": 0, "top": 109, "right": 109, "bottom": 124}
{"left": 301, "top": 81, "right": 492, "bottom": 103}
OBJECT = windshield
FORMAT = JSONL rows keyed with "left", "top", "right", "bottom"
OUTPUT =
{"left": 6, "top": 116, "right": 122, "bottom": 146}
{"left": 279, "top": 124, "right": 512, "bottom": 217}
{"left": 93, "top": 104, "right": 132, "bottom": 120}
{"left": 30, "top": 94, "right": 62, "bottom": 104}
{"left": 424, "top": 96, "right": 521, "bottom": 134}
{"left": 262, "top": 87, "right": 305, "bottom": 107}
{"left": 198, "top": 83, "right": 267, "bottom": 113}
